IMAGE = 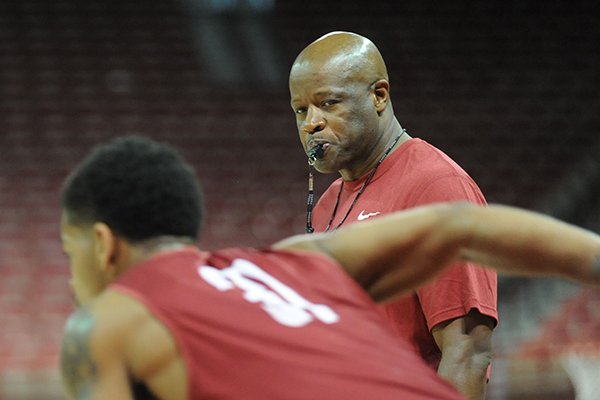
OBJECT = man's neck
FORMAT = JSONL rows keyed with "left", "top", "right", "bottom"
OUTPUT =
{"left": 125, "top": 236, "right": 196, "bottom": 271}
{"left": 340, "top": 120, "right": 409, "bottom": 181}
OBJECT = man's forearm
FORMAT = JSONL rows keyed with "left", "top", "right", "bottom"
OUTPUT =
{"left": 459, "top": 204, "right": 600, "bottom": 284}
{"left": 433, "top": 314, "right": 494, "bottom": 400}
{"left": 275, "top": 203, "right": 600, "bottom": 303}
{"left": 438, "top": 357, "right": 489, "bottom": 400}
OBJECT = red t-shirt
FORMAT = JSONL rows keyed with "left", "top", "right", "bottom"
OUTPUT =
{"left": 313, "top": 138, "right": 498, "bottom": 369}
{"left": 111, "top": 247, "right": 463, "bottom": 400}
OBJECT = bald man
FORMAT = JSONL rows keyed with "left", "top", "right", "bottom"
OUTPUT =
{"left": 290, "top": 31, "right": 497, "bottom": 399}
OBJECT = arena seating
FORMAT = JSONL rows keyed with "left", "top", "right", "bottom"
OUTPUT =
{"left": 0, "top": 1, "right": 598, "bottom": 398}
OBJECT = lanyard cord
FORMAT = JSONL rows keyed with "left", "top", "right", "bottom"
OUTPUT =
{"left": 306, "top": 129, "right": 406, "bottom": 233}
{"left": 306, "top": 171, "right": 316, "bottom": 233}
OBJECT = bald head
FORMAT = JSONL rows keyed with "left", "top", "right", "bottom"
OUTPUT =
{"left": 289, "top": 32, "right": 401, "bottom": 180}
{"left": 290, "top": 31, "right": 388, "bottom": 85}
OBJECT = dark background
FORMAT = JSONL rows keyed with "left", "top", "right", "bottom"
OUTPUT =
{"left": 1, "top": 1, "right": 599, "bottom": 398}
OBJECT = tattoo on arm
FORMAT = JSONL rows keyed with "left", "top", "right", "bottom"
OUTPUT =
{"left": 60, "top": 308, "right": 97, "bottom": 399}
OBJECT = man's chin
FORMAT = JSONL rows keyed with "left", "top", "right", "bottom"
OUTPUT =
{"left": 314, "top": 164, "right": 338, "bottom": 175}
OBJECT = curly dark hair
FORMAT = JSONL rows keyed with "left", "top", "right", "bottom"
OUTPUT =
{"left": 61, "top": 135, "right": 203, "bottom": 242}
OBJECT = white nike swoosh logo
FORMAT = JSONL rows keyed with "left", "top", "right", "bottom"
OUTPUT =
{"left": 357, "top": 210, "right": 381, "bottom": 221}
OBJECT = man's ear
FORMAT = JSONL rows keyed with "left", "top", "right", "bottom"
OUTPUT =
{"left": 372, "top": 79, "right": 390, "bottom": 114}
{"left": 92, "top": 222, "right": 120, "bottom": 275}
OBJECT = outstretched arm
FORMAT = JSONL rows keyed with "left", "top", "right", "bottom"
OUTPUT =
{"left": 274, "top": 203, "right": 600, "bottom": 302}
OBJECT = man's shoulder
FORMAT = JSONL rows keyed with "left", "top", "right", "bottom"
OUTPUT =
{"left": 61, "top": 292, "right": 149, "bottom": 388}
{"left": 395, "top": 140, "right": 479, "bottom": 194}
{"left": 71, "top": 290, "right": 152, "bottom": 343}
{"left": 402, "top": 139, "right": 466, "bottom": 171}
{"left": 61, "top": 290, "right": 180, "bottom": 398}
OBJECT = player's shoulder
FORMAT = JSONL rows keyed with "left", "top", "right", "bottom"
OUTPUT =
{"left": 64, "top": 290, "right": 152, "bottom": 356}
{"left": 60, "top": 290, "right": 151, "bottom": 396}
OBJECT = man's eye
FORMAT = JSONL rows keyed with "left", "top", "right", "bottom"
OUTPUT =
{"left": 295, "top": 107, "right": 307, "bottom": 115}
{"left": 322, "top": 99, "right": 338, "bottom": 107}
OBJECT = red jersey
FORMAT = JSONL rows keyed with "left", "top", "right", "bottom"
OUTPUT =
{"left": 313, "top": 138, "right": 498, "bottom": 368}
{"left": 111, "top": 247, "right": 463, "bottom": 400}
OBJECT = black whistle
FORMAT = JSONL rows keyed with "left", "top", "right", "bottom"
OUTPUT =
{"left": 307, "top": 144, "right": 324, "bottom": 166}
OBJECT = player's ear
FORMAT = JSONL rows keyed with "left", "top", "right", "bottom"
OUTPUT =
{"left": 92, "top": 222, "right": 119, "bottom": 275}
{"left": 372, "top": 79, "right": 390, "bottom": 114}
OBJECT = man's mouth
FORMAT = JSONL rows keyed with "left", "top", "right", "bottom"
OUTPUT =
{"left": 308, "top": 141, "right": 330, "bottom": 155}
{"left": 307, "top": 142, "right": 329, "bottom": 166}
{"left": 309, "top": 143, "right": 325, "bottom": 158}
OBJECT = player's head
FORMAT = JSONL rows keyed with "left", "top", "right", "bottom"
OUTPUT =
{"left": 60, "top": 135, "right": 203, "bottom": 305}
{"left": 289, "top": 31, "right": 393, "bottom": 176}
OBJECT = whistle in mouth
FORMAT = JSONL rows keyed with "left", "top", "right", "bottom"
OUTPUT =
{"left": 307, "top": 144, "right": 324, "bottom": 166}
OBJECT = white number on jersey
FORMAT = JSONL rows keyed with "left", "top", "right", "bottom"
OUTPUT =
{"left": 198, "top": 258, "right": 340, "bottom": 328}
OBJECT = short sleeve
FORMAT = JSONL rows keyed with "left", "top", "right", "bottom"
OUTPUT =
{"left": 411, "top": 174, "right": 498, "bottom": 329}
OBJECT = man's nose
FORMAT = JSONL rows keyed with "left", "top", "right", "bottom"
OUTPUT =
{"left": 303, "top": 106, "right": 326, "bottom": 134}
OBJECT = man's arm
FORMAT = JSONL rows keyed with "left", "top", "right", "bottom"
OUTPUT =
{"left": 61, "top": 307, "right": 133, "bottom": 400}
{"left": 275, "top": 201, "right": 600, "bottom": 400}
{"left": 432, "top": 311, "right": 494, "bottom": 400}
{"left": 273, "top": 202, "right": 600, "bottom": 300}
